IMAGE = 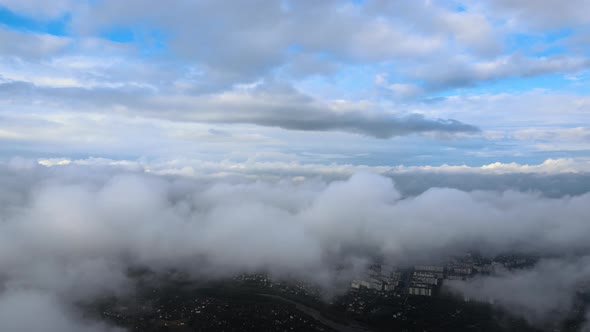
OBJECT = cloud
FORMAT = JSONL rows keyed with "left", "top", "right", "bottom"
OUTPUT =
{"left": 447, "top": 256, "right": 590, "bottom": 325}
{"left": 0, "top": 290, "right": 123, "bottom": 332}
{"left": 70, "top": 0, "right": 447, "bottom": 76}
{"left": 28, "top": 157, "right": 590, "bottom": 199}
{"left": 486, "top": 0, "right": 590, "bottom": 29}
{"left": 0, "top": 80, "right": 478, "bottom": 139}
{"left": 1, "top": 0, "right": 588, "bottom": 93}
{"left": 1, "top": 163, "right": 590, "bottom": 328}
{"left": 65, "top": 0, "right": 563, "bottom": 88}
{"left": 2, "top": 85, "right": 588, "bottom": 164}
{"left": 149, "top": 85, "right": 479, "bottom": 138}
{"left": 0, "top": 27, "right": 70, "bottom": 59}
{"left": 412, "top": 54, "right": 590, "bottom": 90}
{"left": 0, "top": 0, "right": 72, "bottom": 19}
{"left": 512, "top": 127, "right": 590, "bottom": 151}
{"left": 36, "top": 156, "right": 590, "bottom": 176}
{"left": 365, "top": 1, "right": 502, "bottom": 57}
{"left": 3, "top": 165, "right": 590, "bottom": 278}
{"left": 413, "top": 90, "right": 590, "bottom": 131}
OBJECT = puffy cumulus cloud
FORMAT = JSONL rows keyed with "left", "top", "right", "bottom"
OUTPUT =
{"left": 0, "top": 1, "right": 588, "bottom": 162}
{"left": 1, "top": 0, "right": 589, "bottom": 95}
{"left": 2, "top": 163, "right": 590, "bottom": 328}
{"left": 63, "top": 0, "right": 590, "bottom": 90}
{"left": 364, "top": 0, "right": 502, "bottom": 57}
{"left": 447, "top": 256, "right": 590, "bottom": 326}
{"left": 67, "top": 0, "right": 448, "bottom": 76}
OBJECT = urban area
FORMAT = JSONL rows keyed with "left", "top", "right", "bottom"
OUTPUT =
{"left": 90, "top": 253, "right": 590, "bottom": 332}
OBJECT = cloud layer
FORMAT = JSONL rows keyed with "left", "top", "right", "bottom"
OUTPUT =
{"left": 2, "top": 164, "right": 590, "bottom": 329}
{"left": 0, "top": 80, "right": 479, "bottom": 139}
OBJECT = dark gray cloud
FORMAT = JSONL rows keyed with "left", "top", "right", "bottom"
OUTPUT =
{"left": 196, "top": 107, "right": 479, "bottom": 139}
{"left": 0, "top": 80, "right": 479, "bottom": 138}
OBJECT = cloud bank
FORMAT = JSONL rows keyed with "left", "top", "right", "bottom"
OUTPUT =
{"left": 1, "top": 164, "right": 590, "bottom": 329}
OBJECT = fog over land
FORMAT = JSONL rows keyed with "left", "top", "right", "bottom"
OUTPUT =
{"left": 1, "top": 160, "right": 590, "bottom": 330}
{"left": 448, "top": 257, "right": 590, "bottom": 325}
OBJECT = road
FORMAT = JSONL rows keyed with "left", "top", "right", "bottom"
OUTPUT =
{"left": 258, "top": 293, "right": 373, "bottom": 332}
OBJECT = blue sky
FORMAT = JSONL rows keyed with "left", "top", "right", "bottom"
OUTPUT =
{"left": 0, "top": 6, "right": 68, "bottom": 35}
{"left": 0, "top": 0, "right": 589, "bottom": 169}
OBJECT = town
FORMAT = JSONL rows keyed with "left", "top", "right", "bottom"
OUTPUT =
{"left": 88, "top": 252, "right": 590, "bottom": 332}
{"left": 349, "top": 252, "right": 536, "bottom": 301}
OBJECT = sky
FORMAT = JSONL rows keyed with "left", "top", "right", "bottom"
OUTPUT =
{"left": 1, "top": 1, "right": 590, "bottom": 331}
{"left": 0, "top": 0, "right": 588, "bottom": 168}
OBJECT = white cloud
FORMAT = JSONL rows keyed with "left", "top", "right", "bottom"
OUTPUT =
{"left": 448, "top": 256, "right": 590, "bottom": 325}
{"left": 486, "top": 0, "right": 590, "bottom": 29}
{"left": 0, "top": 290, "right": 123, "bottom": 332}
{"left": 0, "top": 27, "right": 70, "bottom": 59}
{"left": 33, "top": 157, "right": 590, "bottom": 177}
